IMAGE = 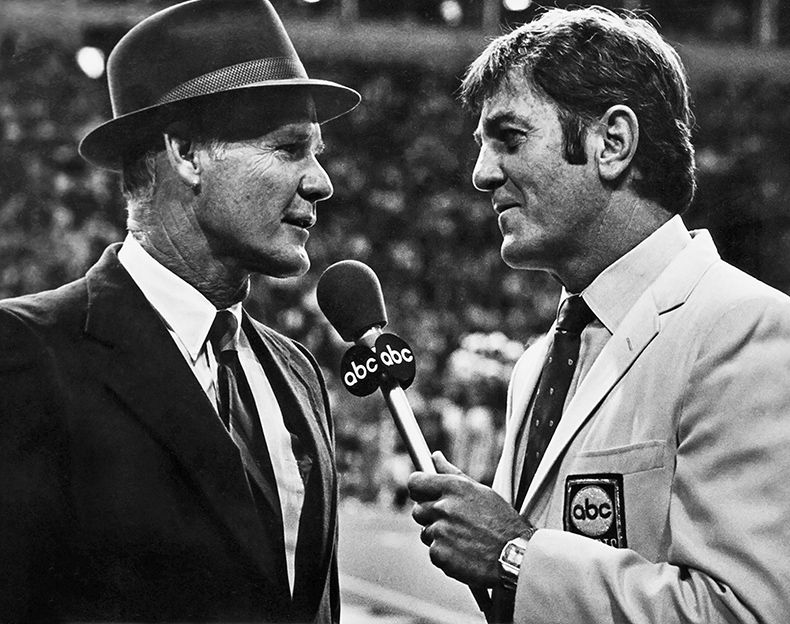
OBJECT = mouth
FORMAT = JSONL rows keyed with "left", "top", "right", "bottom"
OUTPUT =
{"left": 283, "top": 214, "right": 316, "bottom": 229}
{"left": 493, "top": 202, "right": 519, "bottom": 215}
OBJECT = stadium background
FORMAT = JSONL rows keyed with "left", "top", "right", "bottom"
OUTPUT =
{"left": 2, "top": 0, "right": 790, "bottom": 506}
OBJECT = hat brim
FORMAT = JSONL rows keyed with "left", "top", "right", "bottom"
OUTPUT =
{"left": 79, "top": 79, "right": 361, "bottom": 171}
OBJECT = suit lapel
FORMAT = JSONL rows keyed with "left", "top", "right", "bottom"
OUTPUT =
{"left": 83, "top": 246, "right": 287, "bottom": 593}
{"left": 492, "top": 335, "right": 549, "bottom": 503}
{"left": 519, "top": 294, "right": 659, "bottom": 513}
{"left": 518, "top": 231, "right": 721, "bottom": 515}
{"left": 243, "top": 314, "right": 336, "bottom": 617}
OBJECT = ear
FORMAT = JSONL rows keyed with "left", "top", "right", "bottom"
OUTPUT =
{"left": 595, "top": 105, "right": 638, "bottom": 182}
{"left": 163, "top": 122, "right": 201, "bottom": 189}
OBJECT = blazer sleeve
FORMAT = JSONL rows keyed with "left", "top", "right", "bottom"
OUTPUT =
{"left": 0, "top": 308, "right": 70, "bottom": 621}
{"left": 512, "top": 295, "right": 790, "bottom": 624}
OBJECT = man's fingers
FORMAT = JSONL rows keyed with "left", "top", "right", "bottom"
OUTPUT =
{"left": 431, "top": 451, "right": 465, "bottom": 476}
{"left": 407, "top": 471, "right": 447, "bottom": 502}
{"left": 411, "top": 500, "right": 436, "bottom": 527}
{"left": 408, "top": 456, "right": 476, "bottom": 504}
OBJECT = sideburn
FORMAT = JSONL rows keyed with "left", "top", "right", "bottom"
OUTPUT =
{"left": 558, "top": 112, "right": 589, "bottom": 165}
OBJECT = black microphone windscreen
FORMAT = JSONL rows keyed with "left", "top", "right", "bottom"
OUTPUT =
{"left": 317, "top": 260, "right": 388, "bottom": 342}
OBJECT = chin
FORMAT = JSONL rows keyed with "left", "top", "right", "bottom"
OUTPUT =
{"left": 501, "top": 243, "right": 543, "bottom": 272}
{"left": 268, "top": 256, "right": 310, "bottom": 279}
{"left": 244, "top": 246, "right": 310, "bottom": 279}
{"left": 500, "top": 242, "right": 527, "bottom": 269}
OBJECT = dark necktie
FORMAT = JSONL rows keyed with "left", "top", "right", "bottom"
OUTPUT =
{"left": 514, "top": 294, "right": 595, "bottom": 510}
{"left": 208, "top": 310, "right": 280, "bottom": 520}
{"left": 492, "top": 296, "right": 595, "bottom": 624}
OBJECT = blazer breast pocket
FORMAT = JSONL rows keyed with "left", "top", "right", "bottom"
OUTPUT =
{"left": 560, "top": 440, "right": 672, "bottom": 560}
{"left": 573, "top": 439, "right": 667, "bottom": 474}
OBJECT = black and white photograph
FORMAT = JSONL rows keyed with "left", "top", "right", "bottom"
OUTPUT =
{"left": 1, "top": 1, "right": 789, "bottom": 623}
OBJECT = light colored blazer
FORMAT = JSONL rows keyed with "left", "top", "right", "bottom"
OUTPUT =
{"left": 493, "top": 231, "right": 790, "bottom": 623}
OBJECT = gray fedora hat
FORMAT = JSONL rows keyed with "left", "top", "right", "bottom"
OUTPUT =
{"left": 79, "top": 0, "right": 361, "bottom": 170}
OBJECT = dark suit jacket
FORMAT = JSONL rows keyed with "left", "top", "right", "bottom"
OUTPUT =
{"left": 0, "top": 245, "right": 339, "bottom": 623}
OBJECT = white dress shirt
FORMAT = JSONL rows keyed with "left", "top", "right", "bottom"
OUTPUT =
{"left": 118, "top": 234, "right": 304, "bottom": 593}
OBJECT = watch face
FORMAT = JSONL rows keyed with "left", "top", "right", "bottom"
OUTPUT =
{"left": 499, "top": 537, "right": 528, "bottom": 590}
{"left": 504, "top": 541, "right": 525, "bottom": 566}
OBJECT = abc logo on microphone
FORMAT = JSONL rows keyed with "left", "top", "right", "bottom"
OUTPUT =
{"left": 374, "top": 334, "right": 415, "bottom": 386}
{"left": 340, "top": 333, "right": 416, "bottom": 397}
{"left": 341, "top": 345, "right": 380, "bottom": 397}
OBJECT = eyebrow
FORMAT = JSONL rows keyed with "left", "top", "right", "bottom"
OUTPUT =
{"left": 473, "top": 111, "right": 535, "bottom": 145}
{"left": 273, "top": 124, "right": 326, "bottom": 152}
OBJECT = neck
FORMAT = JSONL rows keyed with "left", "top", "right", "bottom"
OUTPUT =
{"left": 131, "top": 230, "right": 250, "bottom": 309}
{"left": 129, "top": 175, "right": 253, "bottom": 309}
{"left": 557, "top": 198, "right": 673, "bottom": 293}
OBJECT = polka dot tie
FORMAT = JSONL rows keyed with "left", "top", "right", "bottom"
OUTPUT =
{"left": 514, "top": 295, "right": 595, "bottom": 510}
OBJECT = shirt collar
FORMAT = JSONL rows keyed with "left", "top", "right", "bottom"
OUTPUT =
{"left": 575, "top": 215, "right": 691, "bottom": 334}
{"left": 117, "top": 233, "right": 243, "bottom": 361}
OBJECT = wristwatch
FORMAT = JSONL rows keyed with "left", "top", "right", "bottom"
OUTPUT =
{"left": 498, "top": 526, "right": 536, "bottom": 590}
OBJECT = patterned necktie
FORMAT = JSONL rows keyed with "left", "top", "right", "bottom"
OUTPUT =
{"left": 208, "top": 310, "right": 279, "bottom": 519}
{"left": 514, "top": 295, "right": 595, "bottom": 510}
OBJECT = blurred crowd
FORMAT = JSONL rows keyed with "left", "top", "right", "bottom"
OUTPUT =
{"left": 2, "top": 26, "right": 790, "bottom": 502}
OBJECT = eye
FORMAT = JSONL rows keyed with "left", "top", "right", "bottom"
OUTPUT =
{"left": 499, "top": 128, "right": 526, "bottom": 150}
{"left": 276, "top": 138, "right": 325, "bottom": 160}
{"left": 278, "top": 142, "right": 304, "bottom": 156}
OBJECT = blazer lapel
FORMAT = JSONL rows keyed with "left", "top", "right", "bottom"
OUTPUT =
{"left": 519, "top": 294, "right": 660, "bottom": 513}
{"left": 519, "top": 231, "right": 721, "bottom": 514}
{"left": 82, "top": 246, "right": 286, "bottom": 593}
{"left": 243, "top": 315, "right": 336, "bottom": 617}
{"left": 492, "top": 335, "right": 549, "bottom": 503}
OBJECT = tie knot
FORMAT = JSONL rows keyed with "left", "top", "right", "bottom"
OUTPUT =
{"left": 556, "top": 295, "right": 595, "bottom": 334}
{"left": 208, "top": 310, "right": 239, "bottom": 356}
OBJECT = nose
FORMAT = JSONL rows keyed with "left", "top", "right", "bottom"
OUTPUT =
{"left": 300, "top": 156, "right": 334, "bottom": 203}
{"left": 472, "top": 143, "right": 505, "bottom": 193}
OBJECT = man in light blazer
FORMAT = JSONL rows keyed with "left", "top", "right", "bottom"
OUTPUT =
{"left": 409, "top": 7, "right": 790, "bottom": 623}
{"left": 0, "top": 0, "right": 359, "bottom": 621}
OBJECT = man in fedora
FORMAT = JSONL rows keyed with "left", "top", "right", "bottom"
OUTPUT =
{"left": 0, "top": 0, "right": 359, "bottom": 622}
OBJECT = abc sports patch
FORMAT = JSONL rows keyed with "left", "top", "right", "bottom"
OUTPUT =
{"left": 563, "top": 473, "right": 627, "bottom": 548}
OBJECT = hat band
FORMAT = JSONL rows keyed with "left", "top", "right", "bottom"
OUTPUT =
{"left": 156, "top": 57, "right": 307, "bottom": 105}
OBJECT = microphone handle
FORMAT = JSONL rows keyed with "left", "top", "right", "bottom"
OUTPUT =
{"left": 356, "top": 326, "right": 434, "bottom": 473}
{"left": 379, "top": 375, "right": 435, "bottom": 474}
{"left": 378, "top": 375, "right": 494, "bottom": 621}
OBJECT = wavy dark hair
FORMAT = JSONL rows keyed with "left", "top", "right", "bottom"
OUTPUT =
{"left": 461, "top": 7, "right": 696, "bottom": 214}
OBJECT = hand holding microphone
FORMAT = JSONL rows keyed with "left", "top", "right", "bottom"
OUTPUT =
{"left": 317, "top": 260, "right": 494, "bottom": 619}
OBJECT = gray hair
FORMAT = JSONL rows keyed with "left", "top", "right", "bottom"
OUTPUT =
{"left": 121, "top": 138, "right": 229, "bottom": 230}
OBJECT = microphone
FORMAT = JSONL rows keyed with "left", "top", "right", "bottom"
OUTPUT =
{"left": 316, "top": 260, "right": 433, "bottom": 472}
{"left": 317, "top": 260, "right": 494, "bottom": 619}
